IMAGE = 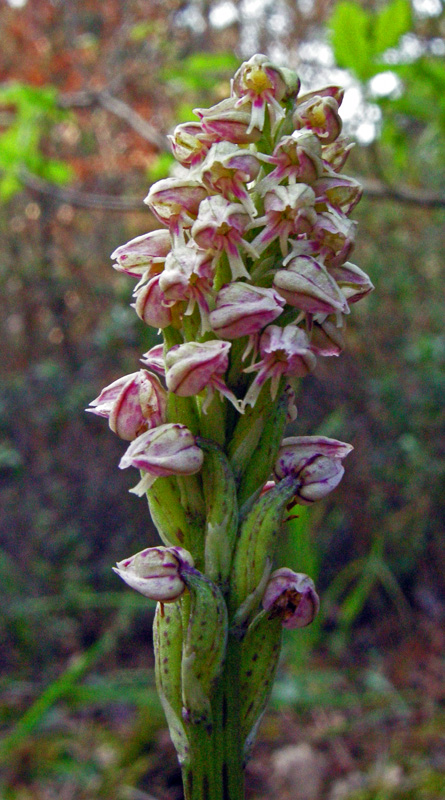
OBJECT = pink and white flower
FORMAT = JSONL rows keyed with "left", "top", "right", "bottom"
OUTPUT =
{"left": 262, "top": 568, "right": 320, "bottom": 629}
{"left": 191, "top": 195, "right": 258, "bottom": 281}
{"left": 168, "top": 121, "right": 215, "bottom": 168}
{"left": 199, "top": 142, "right": 261, "bottom": 217}
{"left": 273, "top": 254, "right": 350, "bottom": 315}
{"left": 113, "top": 546, "right": 194, "bottom": 601}
{"left": 133, "top": 274, "right": 179, "bottom": 330}
{"left": 256, "top": 131, "right": 323, "bottom": 194}
{"left": 293, "top": 94, "right": 342, "bottom": 143}
{"left": 209, "top": 282, "right": 285, "bottom": 341}
{"left": 119, "top": 423, "right": 204, "bottom": 495}
{"left": 250, "top": 184, "right": 317, "bottom": 257}
{"left": 195, "top": 97, "right": 262, "bottom": 144}
{"left": 159, "top": 244, "right": 215, "bottom": 332}
{"left": 274, "top": 435, "right": 353, "bottom": 504}
{"left": 232, "top": 54, "right": 292, "bottom": 133}
{"left": 144, "top": 178, "right": 207, "bottom": 243}
{"left": 165, "top": 340, "right": 243, "bottom": 413}
{"left": 111, "top": 229, "right": 171, "bottom": 282}
{"left": 242, "top": 324, "right": 317, "bottom": 408}
{"left": 88, "top": 370, "right": 167, "bottom": 440}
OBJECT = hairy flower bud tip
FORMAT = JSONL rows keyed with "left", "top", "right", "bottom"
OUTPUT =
{"left": 113, "top": 546, "right": 194, "bottom": 601}
{"left": 119, "top": 423, "right": 204, "bottom": 495}
{"left": 262, "top": 568, "right": 320, "bottom": 629}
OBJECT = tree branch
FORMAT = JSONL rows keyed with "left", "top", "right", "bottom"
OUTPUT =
{"left": 59, "top": 89, "right": 170, "bottom": 152}
{"left": 57, "top": 90, "right": 445, "bottom": 210}
{"left": 21, "top": 171, "right": 145, "bottom": 211}
{"left": 21, "top": 169, "right": 445, "bottom": 213}
{"left": 358, "top": 177, "right": 445, "bottom": 210}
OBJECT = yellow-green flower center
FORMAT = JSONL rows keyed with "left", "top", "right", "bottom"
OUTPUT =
{"left": 245, "top": 66, "right": 273, "bottom": 95}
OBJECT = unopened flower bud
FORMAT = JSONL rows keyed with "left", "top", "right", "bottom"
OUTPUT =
{"left": 195, "top": 97, "right": 262, "bottom": 144}
{"left": 168, "top": 121, "right": 215, "bottom": 167}
{"left": 274, "top": 435, "right": 353, "bottom": 504}
{"left": 113, "top": 545, "right": 194, "bottom": 601}
{"left": 328, "top": 261, "right": 374, "bottom": 303}
{"left": 165, "top": 340, "right": 243, "bottom": 413}
{"left": 88, "top": 370, "right": 167, "bottom": 440}
{"left": 262, "top": 568, "right": 320, "bottom": 628}
{"left": 144, "top": 178, "right": 208, "bottom": 239}
{"left": 310, "top": 316, "right": 345, "bottom": 357}
{"left": 296, "top": 85, "right": 344, "bottom": 108}
{"left": 140, "top": 344, "right": 165, "bottom": 376}
{"left": 209, "top": 283, "right": 285, "bottom": 339}
{"left": 293, "top": 95, "right": 342, "bottom": 144}
{"left": 313, "top": 174, "right": 362, "bottom": 215}
{"left": 273, "top": 254, "right": 349, "bottom": 315}
{"left": 134, "top": 275, "right": 177, "bottom": 330}
{"left": 119, "top": 423, "right": 204, "bottom": 495}
{"left": 322, "top": 136, "right": 355, "bottom": 173}
{"left": 111, "top": 230, "right": 171, "bottom": 280}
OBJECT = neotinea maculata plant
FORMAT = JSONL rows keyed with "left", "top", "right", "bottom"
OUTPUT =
{"left": 88, "top": 54, "right": 373, "bottom": 800}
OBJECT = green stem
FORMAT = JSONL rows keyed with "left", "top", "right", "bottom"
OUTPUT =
{"left": 220, "top": 637, "right": 245, "bottom": 800}
{"left": 183, "top": 722, "right": 219, "bottom": 800}
{"left": 181, "top": 635, "right": 245, "bottom": 800}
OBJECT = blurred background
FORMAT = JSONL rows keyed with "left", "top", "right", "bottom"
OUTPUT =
{"left": 0, "top": 1, "right": 443, "bottom": 798}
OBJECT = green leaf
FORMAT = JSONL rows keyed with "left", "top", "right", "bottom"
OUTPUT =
{"left": 0, "top": 81, "right": 56, "bottom": 108}
{"left": 373, "top": 0, "right": 412, "bottom": 55}
{"left": 329, "top": 2, "right": 373, "bottom": 80}
{"left": 146, "top": 151, "right": 175, "bottom": 182}
{"left": 40, "top": 159, "right": 75, "bottom": 185}
{"left": 0, "top": 173, "right": 21, "bottom": 201}
{"left": 183, "top": 51, "right": 239, "bottom": 74}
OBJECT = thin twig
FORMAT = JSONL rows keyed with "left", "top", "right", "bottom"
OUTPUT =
{"left": 21, "top": 169, "right": 445, "bottom": 212}
{"left": 60, "top": 88, "right": 170, "bottom": 152}
{"left": 21, "top": 171, "right": 146, "bottom": 211}
{"left": 55, "top": 90, "right": 445, "bottom": 210}
{"left": 359, "top": 177, "right": 445, "bottom": 210}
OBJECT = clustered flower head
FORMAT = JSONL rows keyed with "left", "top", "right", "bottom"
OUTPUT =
{"left": 89, "top": 52, "right": 371, "bottom": 626}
